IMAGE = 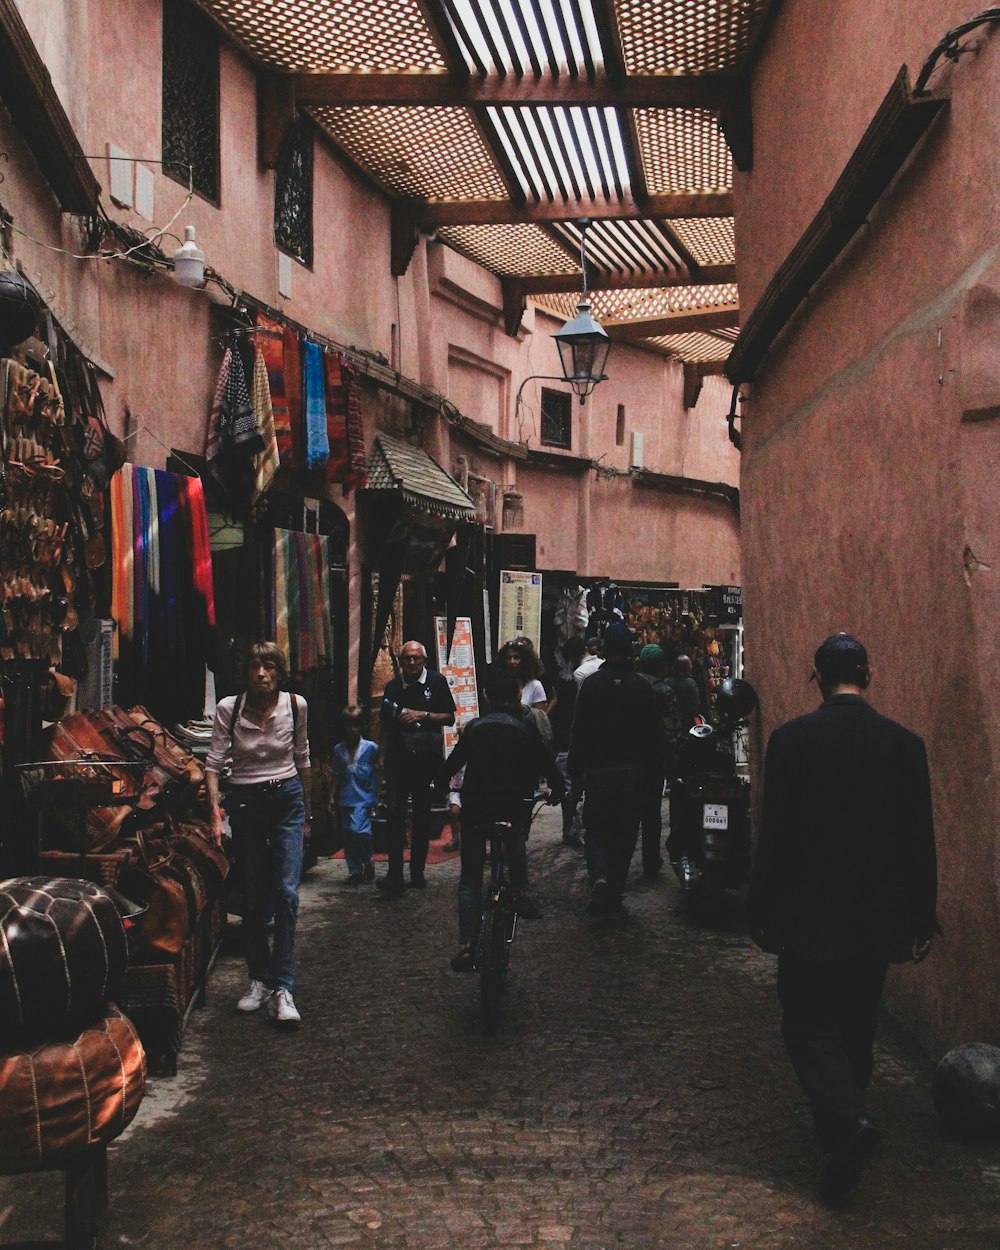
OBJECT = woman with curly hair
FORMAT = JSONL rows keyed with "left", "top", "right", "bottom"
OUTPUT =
{"left": 497, "top": 638, "right": 548, "bottom": 711}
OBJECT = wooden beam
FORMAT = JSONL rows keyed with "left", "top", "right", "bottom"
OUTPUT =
{"left": 521, "top": 263, "right": 736, "bottom": 296}
{"left": 414, "top": 190, "right": 732, "bottom": 228}
{"left": 258, "top": 71, "right": 297, "bottom": 169}
{"left": 590, "top": 0, "right": 628, "bottom": 82}
{"left": 390, "top": 202, "right": 421, "bottom": 277}
{"left": 0, "top": 0, "right": 100, "bottom": 213}
{"left": 501, "top": 278, "right": 527, "bottom": 337}
{"left": 718, "top": 75, "right": 753, "bottom": 172}
{"left": 411, "top": 0, "right": 472, "bottom": 75}
{"left": 726, "top": 66, "right": 947, "bottom": 383}
{"left": 605, "top": 306, "right": 739, "bottom": 338}
{"left": 683, "top": 359, "right": 727, "bottom": 409}
{"left": 292, "top": 69, "right": 739, "bottom": 109}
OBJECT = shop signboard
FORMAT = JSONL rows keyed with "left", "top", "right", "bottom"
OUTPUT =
{"left": 435, "top": 616, "right": 479, "bottom": 757}
{"left": 703, "top": 584, "right": 743, "bottom": 623}
{"left": 498, "top": 570, "right": 542, "bottom": 651}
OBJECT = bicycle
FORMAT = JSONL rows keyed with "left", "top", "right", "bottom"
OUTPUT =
{"left": 476, "top": 791, "right": 547, "bottom": 1036}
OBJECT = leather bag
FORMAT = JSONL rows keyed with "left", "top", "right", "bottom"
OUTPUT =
{"left": 0, "top": 1005, "right": 146, "bottom": 1172}
{"left": 126, "top": 704, "right": 206, "bottom": 794}
{"left": 115, "top": 831, "right": 203, "bottom": 956}
{"left": 45, "top": 714, "right": 143, "bottom": 852}
{"left": 0, "top": 877, "right": 139, "bottom": 1048}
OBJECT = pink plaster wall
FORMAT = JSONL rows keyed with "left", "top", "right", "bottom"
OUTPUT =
{"left": 737, "top": 1, "right": 1000, "bottom": 1053}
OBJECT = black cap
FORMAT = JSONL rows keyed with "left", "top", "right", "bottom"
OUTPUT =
{"left": 812, "top": 633, "right": 869, "bottom": 685}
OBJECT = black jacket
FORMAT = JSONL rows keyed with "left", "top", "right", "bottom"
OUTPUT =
{"left": 567, "top": 659, "right": 666, "bottom": 782}
{"left": 441, "top": 710, "right": 564, "bottom": 814}
{"left": 749, "top": 694, "right": 938, "bottom": 962}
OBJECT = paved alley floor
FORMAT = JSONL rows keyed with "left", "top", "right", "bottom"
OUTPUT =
{"left": 2, "top": 807, "right": 999, "bottom": 1249}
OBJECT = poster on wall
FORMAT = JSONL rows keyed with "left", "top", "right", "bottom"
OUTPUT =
{"left": 435, "top": 616, "right": 479, "bottom": 757}
{"left": 498, "top": 570, "right": 542, "bottom": 651}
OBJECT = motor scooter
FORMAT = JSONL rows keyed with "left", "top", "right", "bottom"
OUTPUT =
{"left": 667, "top": 678, "right": 758, "bottom": 913}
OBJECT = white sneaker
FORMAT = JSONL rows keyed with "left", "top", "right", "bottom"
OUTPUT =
{"left": 270, "top": 987, "right": 301, "bottom": 1027}
{"left": 236, "top": 979, "right": 272, "bottom": 1013}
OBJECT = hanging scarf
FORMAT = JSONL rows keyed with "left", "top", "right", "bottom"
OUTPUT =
{"left": 251, "top": 346, "right": 279, "bottom": 500}
{"left": 179, "top": 472, "right": 216, "bottom": 627}
{"left": 302, "top": 340, "right": 330, "bottom": 472}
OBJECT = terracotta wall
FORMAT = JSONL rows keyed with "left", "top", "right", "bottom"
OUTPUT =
{"left": 736, "top": 1, "right": 1000, "bottom": 1053}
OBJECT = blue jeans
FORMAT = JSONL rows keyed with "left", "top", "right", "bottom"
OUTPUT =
{"left": 458, "top": 804, "right": 529, "bottom": 946}
{"left": 229, "top": 777, "right": 305, "bottom": 991}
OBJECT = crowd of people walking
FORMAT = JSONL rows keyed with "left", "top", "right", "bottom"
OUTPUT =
{"left": 205, "top": 628, "right": 938, "bottom": 1206}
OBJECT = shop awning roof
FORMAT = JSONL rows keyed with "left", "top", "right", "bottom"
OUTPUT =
{"left": 366, "top": 432, "right": 476, "bottom": 520}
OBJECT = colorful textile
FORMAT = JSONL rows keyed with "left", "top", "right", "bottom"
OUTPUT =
{"left": 302, "top": 341, "right": 330, "bottom": 472}
{"left": 251, "top": 347, "right": 280, "bottom": 500}
{"left": 323, "top": 353, "right": 367, "bottom": 488}
{"left": 110, "top": 463, "right": 217, "bottom": 719}
{"left": 257, "top": 315, "right": 302, "bottom": 471}
{"left": 268, "top": 528, "right": 333, "bottom": 676}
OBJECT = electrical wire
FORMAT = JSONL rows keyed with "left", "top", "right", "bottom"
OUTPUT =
{"left": 914, "top": 7, "right": 1000, "bottom": 94}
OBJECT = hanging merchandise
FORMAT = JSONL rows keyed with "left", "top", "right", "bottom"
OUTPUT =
{"left": 323, "top": 353, "right": 367, "bottom": 489}
{"left": 250, "top": 344, "right": 279, "bottom": 500}
{"left": 109, "top": 464, "right": 216, "bottom": 724}
{"left": 265, "top": 527, "right": 333, "bottom": 677}
{"left": 0, "top": 359, "right": 73, "bottom": 664}
{"left": 301, "top": 341, "right": 330, "bottom": 472}
{"left": 204, "top": 344, "right": 264, "bottom": 501}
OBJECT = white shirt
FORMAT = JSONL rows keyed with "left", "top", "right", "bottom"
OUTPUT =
{"left": 574, "top": 656, "right": 604, "bottom": 690}
{"left": 206, "top": 691, "right": 310, "bottom": 783}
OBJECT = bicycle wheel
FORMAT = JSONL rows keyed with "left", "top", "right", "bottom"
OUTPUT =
{"left": 478, "top": 899, "right": 508, "bottom": 1035}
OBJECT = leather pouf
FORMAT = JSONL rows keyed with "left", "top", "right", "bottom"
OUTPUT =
{"left": 0, "top": 1005, "right": 146, "bottom": 1172}
{"left": 0, "top": 878, "right": 132, "bottom": 1047}
{"left": 933, "top": 1043, "right": 1000, "bottom": 1139}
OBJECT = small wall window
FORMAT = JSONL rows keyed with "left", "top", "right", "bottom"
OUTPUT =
{"left": 162, "top": 0, "right": 220, "bottom": 202}
{"left": 540, "top": 388, "right": 572, "bottom": 449}
{"left": 616, "top": 404, "right": 626, "bottom": 447}
{"left": 274, "top": 114, "right": 314, "bottom": 267}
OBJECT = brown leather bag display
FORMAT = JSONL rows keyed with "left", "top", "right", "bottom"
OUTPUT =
{"left": 159, "top": 817, "right": 229, "bottom": 896}
{"left": 115, "top": 831, "right": 206, "bottom": 956}
{"left": 126, "top": 705, "right": 206, "bottom": 795}
{"left": 0, "top": 1005, "right": 146, "bottom": 1172}
{"left": 0, "top": 877, "right": 140, "bottom": 1048}
{"left": 45, "top": 713, "right": 144, "bottom": 851}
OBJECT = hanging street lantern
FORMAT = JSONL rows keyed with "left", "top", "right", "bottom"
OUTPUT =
{"left": 551, "top": 219, "right": 610, "bottom": 405}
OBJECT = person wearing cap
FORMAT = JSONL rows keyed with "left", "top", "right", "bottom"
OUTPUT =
{"left": 749, "top": 633, "right": 938, "bottom": 1202}
{"left": 635, "top": 643, "right": 679, "bottom": 879}
{"left": 567, "top": 621, "right": 666, "bottom": 918}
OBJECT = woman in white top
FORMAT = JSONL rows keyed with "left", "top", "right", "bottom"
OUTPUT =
{"left": 205, "top": 641, "right": 310, "bottom": 1027}
{"left": 498, "top": 639, "right": 547, "bottom": 709}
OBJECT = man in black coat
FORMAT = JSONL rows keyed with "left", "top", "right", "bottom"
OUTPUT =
{"left": 749, "top": 633, "right": 938, "bottom": 1201}
{"left": 378, "top": 640, "right": 456, "bottom": 895}
{"left": 568, "top": 621, "right": 666, "bottom": 919}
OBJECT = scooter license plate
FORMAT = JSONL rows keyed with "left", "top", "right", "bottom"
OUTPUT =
{"left": 703, "top": 803, "right": 729, "bottom": 830}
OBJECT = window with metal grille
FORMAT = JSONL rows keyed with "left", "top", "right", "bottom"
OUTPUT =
{"left": 540, "top": 388, "right": 572, "bottom": 450}
{"left": 275, "top": 116, "right": 314, "bottom": 267}
{"left": 161, "top": 0, "right": 219, "bottom": 202}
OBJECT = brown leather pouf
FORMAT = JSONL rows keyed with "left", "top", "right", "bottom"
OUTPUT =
{"left": 0, "top": 877, "right": 134, "bottom": 1048}
{"left": 0, "top": 1005, "right": 146, "bottom": 1172}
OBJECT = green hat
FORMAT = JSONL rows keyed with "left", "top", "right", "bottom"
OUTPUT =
{"left": 638, "top": 644, "right": 664, "bottom": 663}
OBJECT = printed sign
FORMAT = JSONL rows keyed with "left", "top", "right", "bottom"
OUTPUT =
{"left": 498, "top": 570, "right": 542, "bottom": 652}
{"left": 435, "top": 616, "right": 479, "bottom": 758}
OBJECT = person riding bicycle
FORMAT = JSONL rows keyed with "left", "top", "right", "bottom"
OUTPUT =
{"left": 441, "top": 665, "right": 565, "bottom": 972}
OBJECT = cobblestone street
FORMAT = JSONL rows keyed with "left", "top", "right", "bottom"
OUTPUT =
{"left": 3, "top": 807, "right": 998, "bottom": 1249}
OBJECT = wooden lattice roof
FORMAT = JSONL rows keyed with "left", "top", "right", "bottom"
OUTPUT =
{"left": 197, "top": 0, "right": 776, "bottom": 368}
